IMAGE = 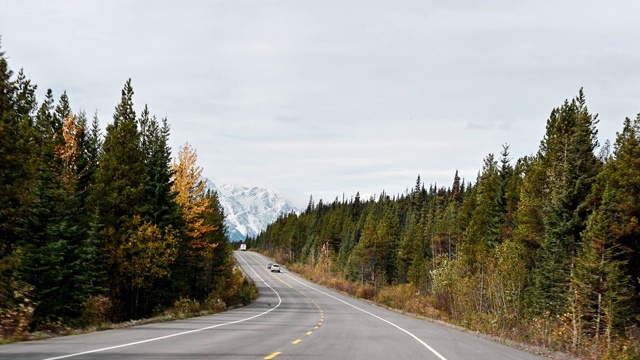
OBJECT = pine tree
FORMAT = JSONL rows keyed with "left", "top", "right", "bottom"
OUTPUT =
{"left": 0, "top": 41, "right": 38, "bottom": 332}
{"left": 528, "top": 90, "right": 601, "bottom": 316}
{"left": 377, "top": 205, "right": 400, "bottom": 284}
{"left": 348, "top": 206, "right": 381, "bottom": 285}
{"left": 0, "top": 50, "right": 35, "bottom": 250}
{"left": 14, "top": 71, "right": 82, "bottom": 326}
{"left": 460, "top": 153, "right": 502, "bottom": 272}
{"left": 513, "top": 155, "right": 546, "bottom": 260}
{"left": 571, "top": 115, "right": 640, "bottom": 343}
{"left": 91, "top": 79, "right": 149, "bottom": 319}
{"left": 197, "top": 190, "right": 233, "bottom": 300}
{"left": 141, "top": 114, "right": 181, "bottom": 229}
{"left": 571, "top": 187, "right": 631, "bottom": 351}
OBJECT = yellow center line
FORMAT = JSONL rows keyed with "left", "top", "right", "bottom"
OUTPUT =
{"left": 306, "top": 331, "right": 313, "bottom": 336}
{"left": 318, "top": 322, "right": 322, "bottom": 325}
{"left": 264, "top": 352, "right": 281, "bottom": 360}
{"left": 292, "top": 339, "right": 302, "bottom": 344}
{"left": 314, "top": 326, "right": 319, "bottom": 329}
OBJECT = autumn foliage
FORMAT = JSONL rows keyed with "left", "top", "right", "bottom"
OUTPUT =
{"left": 172, "top": 143, "right": 217, "bottom": 256}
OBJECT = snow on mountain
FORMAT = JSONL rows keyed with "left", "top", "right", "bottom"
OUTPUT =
{"left": 207, "top": 181, "right": 299, "bottom": 242}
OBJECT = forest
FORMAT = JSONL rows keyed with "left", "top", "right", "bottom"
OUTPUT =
{"left": 0, "top": 41, "right": 255, "bottom": 340}
{"left": 254, "top": 91, "right": 640, "bottom": 358}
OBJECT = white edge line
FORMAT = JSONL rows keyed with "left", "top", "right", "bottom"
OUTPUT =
{"left": 283, "top": 273, "right": 448, "bottom": 360}
{"left": 43, "top": 253, "right": 282, "bottom": 360}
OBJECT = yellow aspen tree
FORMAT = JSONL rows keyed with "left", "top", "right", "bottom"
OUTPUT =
{"left": 121, "top": 215, "right": 179, "bottom": 318}
{"left": 122, "top": 215, "right": 179, "bottom": 288}
{"left": 172, "top": 143, "right": 217, "bottom": 256}
{"left": 55, "top": 114, "right": 82, "bottom": 192}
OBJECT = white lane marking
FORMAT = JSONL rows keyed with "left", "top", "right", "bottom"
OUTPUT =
{"left": 43, "top": 253, "right": 281, "bottom": 360}
{"left": 284, "top": 273, "right": 448, "bottom": 360}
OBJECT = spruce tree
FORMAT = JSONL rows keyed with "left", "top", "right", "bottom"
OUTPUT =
{"left": 571, "top": 187, "right": 631, "bottom": 350}
{"left": 0, "top": 42, "right": 39, "bottom": 330}
{"left": 572, "top": 115, "right": 640, "bottom": 338}
{"left": 198, "top": 190, "right": 233, "bottom": 301}
{"left": 92, "top": 79, "right": 148, "bottom": 319}
{"left": 528, "top": 90, "right": 601, "bottom": 316}
{"left": 460, "top": 153, "right": 501, "bottom": 272}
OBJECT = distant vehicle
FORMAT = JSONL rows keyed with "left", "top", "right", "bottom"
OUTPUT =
{"left": 267, "top": 262, "right": 273, "bottom": 269}
{"left": 271, "top": 264, "right": 281, "bottom": 273}
{"left": 240, "top": 244, "right": 247, "bottom": 251}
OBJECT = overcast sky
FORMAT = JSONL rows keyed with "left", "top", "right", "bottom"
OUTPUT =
{"left": 1, "top": 1, "right": 639, "bottom": 208}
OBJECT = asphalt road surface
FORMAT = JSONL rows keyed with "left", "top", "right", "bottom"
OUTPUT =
{"left": 0, "top": 251, "right": 547, "bottom": 359}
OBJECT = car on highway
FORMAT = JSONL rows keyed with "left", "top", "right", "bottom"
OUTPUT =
{"left": 267, "top": 262, "right": 273, "bottom": 269}
{"left": 270, "top": 264, "right": 281, "bottom": 273}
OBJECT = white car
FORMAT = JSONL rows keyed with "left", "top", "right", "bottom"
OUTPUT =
{"left": 270, "top": 264, "right": 281, "bottom": 273}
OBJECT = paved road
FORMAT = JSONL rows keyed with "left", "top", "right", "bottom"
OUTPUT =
{"left": 0, "top": 251, "right": 546, "bottom": 359}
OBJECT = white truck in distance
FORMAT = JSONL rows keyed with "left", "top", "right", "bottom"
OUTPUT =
{"left": 240, "top": 244, "right": 247, "bottom": 251}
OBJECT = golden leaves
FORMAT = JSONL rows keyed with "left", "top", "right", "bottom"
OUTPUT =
{"left": 121, "top": 215, "right": 179, "bottom": 287}
{"left": 171, "top": 143, "right": 217, "bottom": 256}
{"left": 54, "top": 114, "right": 83, "bottom": 192}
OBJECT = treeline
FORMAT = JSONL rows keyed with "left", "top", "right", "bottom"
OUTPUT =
{"left": 0, "top": 41, "right": 250, "bottom": 337}
{"left": 256, "top": 90, "right": 640, "bottom": 356}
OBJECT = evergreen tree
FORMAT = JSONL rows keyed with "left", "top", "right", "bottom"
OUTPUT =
{"left": 571, "top": 188, "right": 631, "bottom": 351}
{"left": 513, "top": 155, "right": 546, "bottom": 260}
{"left": 197, "top": 190, "right": 233, "bottom": 300}
{"left": 460, "top": 153, "right": 501, "bottom": 272}
{"left": 571, "top": 115, "right": 640, "bottom": 342}
{"left": 91, "top": 79, "right": 149, "bottom": 319}
{"left": 0, "top": 42, "right": 39, "bottom": 332}
{"left": 528, "top": 90, "right": 601, "bottom": 316}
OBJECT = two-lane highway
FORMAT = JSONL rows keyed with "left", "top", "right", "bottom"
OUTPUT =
{"left": 0, "top": 251, "right": 546, "bottom": 359}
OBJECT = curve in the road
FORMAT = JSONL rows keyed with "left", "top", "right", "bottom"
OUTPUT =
{"left": 283, "top": 271, "right": 448, "bottom": 360}
{"left": 246, "top": 252, "right": 447, "bottom": 360}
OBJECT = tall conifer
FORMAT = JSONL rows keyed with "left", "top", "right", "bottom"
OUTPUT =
{"left": 92, "top": 79, "right": 148, "bottom": 319}
{"left": 528, "top": 90, "right": 601, "bottom": 316}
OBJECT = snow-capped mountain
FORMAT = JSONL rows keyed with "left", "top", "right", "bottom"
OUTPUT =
{"left": 207, "top": 182, "right": 299, "bottom": 242}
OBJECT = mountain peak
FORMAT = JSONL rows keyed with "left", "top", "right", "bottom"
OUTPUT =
{"left": 207, "top": 181, "right": 299, "bottom": 242}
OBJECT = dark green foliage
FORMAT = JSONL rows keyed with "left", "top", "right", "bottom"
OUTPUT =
{"left": 460, "top": 153, "right": 502, "bottom": 272}
{"left": 572, "top": 187, "right": 631, "bottom": 347}
{"left": 528, "top": 90, "right": 602, "bottom": 317}
{"left": 90, "top": 79, "right": 146, "bottom": 318}
{"left": 572, "top": 115, "right": 640, "bottom": 337}
{"left": 0, "top": 41, "right": 39, "bottom": 333}
{"left": 194, "top": 190, "right": 233, "bottom": 301}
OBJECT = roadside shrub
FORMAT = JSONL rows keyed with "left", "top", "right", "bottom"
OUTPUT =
{"left": 80, "top": 295, "right": 112, "bottom": 328}
{"left": 0, "top": 291, "right": 34, "bottom": 340}
{"left": 354, "top": 284, "right": 376, "bottom": 300}
{"left": 216, "top": 268, "right": 258, "bottom": 307}
{"left": 374, "top": 283, "right": 417, "bottom": 308}
{"left": 172, "top": 297, "right": 201, "bottom": 317}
